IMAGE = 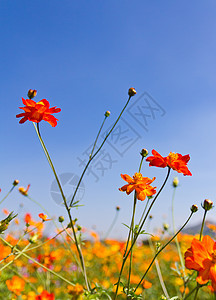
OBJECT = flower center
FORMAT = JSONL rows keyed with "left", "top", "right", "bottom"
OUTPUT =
{"left": 168, "top": 152, "right": 178, "bottom": 162}
{"left": 133, "top": 173, "right": 143, "bottom": 183}
{"left": 211, "top": 250, "right": 216, "bottom": 263}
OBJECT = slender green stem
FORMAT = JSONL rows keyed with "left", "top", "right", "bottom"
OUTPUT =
{"left": 69, "top": 95, "right": 132, "bottom": 207}
{"left": 0, "top": 186, "right": 15, "bottom": 205}
{"left": 0, "top": 237, "right": 75, "bottom": 286}
{"left": 171, "top": 187, "right": 186, "bottom": 280}
{"left": 103, "top": 209, "right": 120, "bottom": 240}
{"left": 191, "top": 209, "right": 208, "bottom": 299}
{"left": 33, "top": 123, "right": 89, "bottom": 291}
{"left": 135, "top": 211, "right": 194, "bottom": 292}
{"left": 127, "top": 196, "right": 137, "bottom": 297}
{"left": 138, "top": 157, "right": 144, "bottom": 173}
{"left": 184, "top": 285, "right": 200, "bottom": 299}
{"left": 114, "top": 167, "right": 171, "bottom": 300}
{"left": 199, "top": 210, "right": 207, "bottom": 241}
{"left": 194, "top": 288, "right": 199, "bottom": 300}
{"left": 137, "top": 197, "right": 150, "bottom": 228}
{"left": 148, "top": 238, "right": 170, "bottom": 299}
{"left": 89, "top": 116, "right": 107, "bottom": 159}
{"left": 126, "top": 156, "right": 144, "bottom": 297}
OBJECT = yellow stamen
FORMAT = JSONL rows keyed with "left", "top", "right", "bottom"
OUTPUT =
{"left": 133, "top": 173, "right": 143, "bottom": 183}
{"left": 168, "top": 152, "right": 178, "bottom": 161}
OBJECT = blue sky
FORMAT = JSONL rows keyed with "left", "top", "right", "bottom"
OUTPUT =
{"left": 1, "top": 1, "right": 216, "bottom": 239}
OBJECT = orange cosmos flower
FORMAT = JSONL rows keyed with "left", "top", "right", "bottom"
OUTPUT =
{"left": 146, "top": 149, "right": 192, "bottom": 176}
{"left": 67, "top": 283, "right": 84, "bottom": 297}
{"left": 184, "top": 235, "right": 216, "bottom": 290}
{"left": 16, "top": 98, "right": 61, "bottom": 127}
{"left": 38, "top": 213, "right": 51, "bottom": 222}
{"left": 6, "top": 275, "right": 25, "bottom": 295}
{"left": 119, "top": 173, "right": 156, "bottom": 201}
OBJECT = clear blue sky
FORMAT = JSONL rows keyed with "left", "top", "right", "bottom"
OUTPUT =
{"left": 1, "top": 1, "right": 216, "bottom": 239}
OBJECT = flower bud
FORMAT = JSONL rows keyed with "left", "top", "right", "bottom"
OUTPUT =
{"left": 163, "top": 223, "right": 169, "bottom": 231}
{"left": 191, "top": 204, "right": 198, "bottom": 213}
{"left": 202, "top": 199, "right": 213, "bottom": 211}
{"left": 58, "top": 216, "right": 64, "bottom": 223}
{"left": 140, "top": 148, "right": 148, "bottom": 157}
{"left": 77, "top": 225, "right": 82, "bottom": 231}
{"left": 116, "top": 206, "right": 120, "bottom": 211}
{"left": 156, "top": 242, "right": 161, "bottom": 251}
{"left": 172, "top": 177, "right": 179, "bottom": 188}
{"left": 29, "top": 234, "right": 38, "bottom": 244}
{"left": 104, "top": 111, "right": 110, "bottom": 117}
{"left": 27, "top": 89, "right": 37, "bottom": 99}
{"left": 128, "top": 87, "right": 136, "bottom": 97}
{"left": 13, "top": 179, "right": 19, "bottom": 186}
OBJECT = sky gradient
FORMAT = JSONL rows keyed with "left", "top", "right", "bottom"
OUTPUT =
{"left": 1, "top": 1, "right": 216, "bottom": 239}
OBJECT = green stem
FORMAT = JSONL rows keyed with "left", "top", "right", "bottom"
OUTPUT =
{"left": 0, "top": 186, "right": 15, "bottom": 205}
{"left": 126, "top": 156, "right": 144, "bottom": 297}
{"left": 191, "top": 210, "right": 208, "bottom": 299}
{"left": 148, "top": 238, "right": 170, "bottom": 299}
{"left": 103, "top": 209, "right": 120, "bottom": 240}
{"left": 199, "top": 210, "right": 207, "bottom": 241}
{"left": 115, "top": 163, "right": 170, "bottom": 300}
{"left": 171, "top": 187, "right": 186, "bottom": 280}
{"left": 89, "top": 116, "right": 107, "bottom": 159}
{"left": 194, "top": 288, "right": 199, "bottom": 300}
{"left": 69, "top": 95, "right": 132, "bottom": 207}
{"left": 137, "top": 197, "right": 150, "bottom": 228}
{"left": 127, "top": 196, "right": 137, "bottom": 297}
{"left": 135, "top": 211, "right": 194, "bottom": 292}
{"left": 184, "top": 285, "right": 200, "bottom": 299}
{"left": 138, "top": 157, "right": 144, "bottom": 173}
{"left": 33, "top": 123, "right": 89, "bottom": 291}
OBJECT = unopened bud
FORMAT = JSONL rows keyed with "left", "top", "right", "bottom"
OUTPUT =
{"left": 202, "top": 199, "right": 213, "bottom": 211}
{"left": 172, "top": 177, "right": 179, "bottom": 188}
{"left": 13, "top": 179, "right": 19, "bottom": 186}
{"left": 156, "top": 242, "right": 161, "bottom": 251}
{"left": 29, "top": 234, "right": 38, "bottom": 244}
{"left": 149, "top": 215, "right": 153, "bottom": 219}
{"left": 77, "top": 225, "right": 82, "bottom": 231}
{"left": 163, "top": 223, "right": 169, "bottom": 231}
{"left": 128, "top": 87, "right": 136, "bottom": 97}
{"left": 104, "top": 111, "right": 110, "bottom": 117}
{"left": 58, "top": 216, "right": 64, "bottom": 223}
{"left": 116, "top": 206, "right": 120, "bottom": 211}
{"left": 27, "top": 89, "right": 37, "bottom": 99}
{"left": 140, "top": 148, "right": 148, "bottom": 157}
{"left": 191, "top": 204, "right": 198, "bottom": 213}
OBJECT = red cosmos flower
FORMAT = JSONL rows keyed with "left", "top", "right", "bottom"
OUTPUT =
{"left": 119, "top": 173, "right": 156, "bottom": 201}
{"left": 146, "top": 149, "right": 192, "bottom": 176}
{"left": 24, "top": 213, "right": 32, "bottom": 224}
{"left": 36, "top": 290, "right": 55, "bottom": 300}
{"left": 16, "top": 98, "right": 61, "bottom": 127}
{"left": 185, "top": 235, "right": 216, "bottom": 290}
